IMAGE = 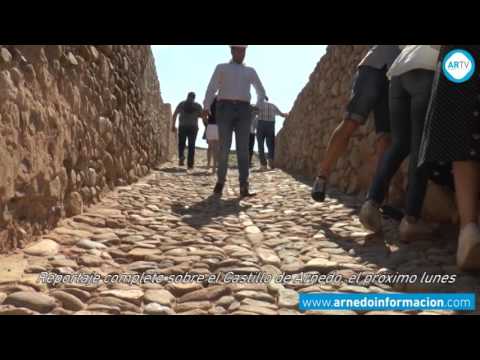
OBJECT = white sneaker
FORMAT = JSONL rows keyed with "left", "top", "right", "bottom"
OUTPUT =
{"left": 359, "top": 200, "right": 382, "bottom": 233}
{"left": 399, "top": 217, "right": 436, "bottom": 243}
{"left": 457, "top": 223, "right": 480, "bottom": 271}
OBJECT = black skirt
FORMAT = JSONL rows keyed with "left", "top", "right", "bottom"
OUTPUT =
{"left": 418, "top": 45, "right": 480, "bottom": 169}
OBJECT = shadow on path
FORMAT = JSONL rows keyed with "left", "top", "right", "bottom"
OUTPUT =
{"left": 189, "top": 171, "right": 213, "bottom": 177}
{"left": 309, "top": 214, "right": 460, "bottom": 277}
{"left": 171, "top": 195, "right": 251, "bottom": 228}
{"left": 157, "top": 167, "right": 187, "bottom": 174}
{"left": 281, "top": 169, "right": 462, "bottom": 275}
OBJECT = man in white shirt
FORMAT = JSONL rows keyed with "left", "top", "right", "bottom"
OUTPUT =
{"left": 203, "top": 45, "right": 267, "bottom": 198}
{"left": 256, "top": 97, "right": 288, "bottom": 170}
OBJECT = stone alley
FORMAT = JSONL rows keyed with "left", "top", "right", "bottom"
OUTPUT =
{"left": 1, "top": 151, "right": 479, "bottom": 315}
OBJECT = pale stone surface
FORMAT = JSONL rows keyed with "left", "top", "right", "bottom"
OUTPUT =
{"left": 144, "top": 290, "right": 175, "bottom": 306}
{"left": 24, "top": 240, "right": 59, "bottom": 257}
{"left": 0, "top": 151, "right": 476, "bottom": 316}
{"left": 278, "top": 289, "right": 299, "bottom": 309}
{"left": 256, "top": 248, "right": 281, "bottom": 267}
{"left": 4, "top": 291, "right": 57, "bottom": 313}
{"left": 0, "top": 254, "right": 27, "bottom": 284}
{"left": 101, "top": 289, "right": 144, "bottom": 304}
{"left": 144, "top": 303, "right": 175, "bottom": 315}
{"left": 50, "top": 291, "right": 85, "bottom": 311}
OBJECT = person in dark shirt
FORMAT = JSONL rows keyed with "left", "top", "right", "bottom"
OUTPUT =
{"left": 172, "top": 92, "right": 203, "bottom": 170}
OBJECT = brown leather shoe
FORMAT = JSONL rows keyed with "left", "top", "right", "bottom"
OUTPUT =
{"left": 240, "top": 183, "right": 255, "bottom": 198}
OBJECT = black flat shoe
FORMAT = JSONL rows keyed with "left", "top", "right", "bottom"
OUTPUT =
{"left": 311, "top": 176, "right": 327, "bottom": 202}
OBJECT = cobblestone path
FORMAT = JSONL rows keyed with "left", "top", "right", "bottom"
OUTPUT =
{"left": 1, "top": 152, "right": 479, "bottom": 315}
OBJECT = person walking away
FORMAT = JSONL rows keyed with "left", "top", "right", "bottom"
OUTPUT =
{"left": 201, "top": 118, "right": 209, "bottom": 167}
{"left": 172, "top": 92, "right": 203, "bottom": 170}
{"left": 249, "top": 107, "right": 259, "bottom": 167}
{"left": 205, "top": 98, "right": 220, "bottom": 174}
{"left": 311, "top": 45, "right": 402, "bottom": 202}
{"left": 256, "top": 96, "right": 288, "bottom": 170}
{"left": 203, "top": 45, "right": 267, "bottom": 198}
{"left": 359, "top": 45, "right": 440, "bottom": 242}
{"left": 418, "top": 45, "right": 480, "bottom": 271}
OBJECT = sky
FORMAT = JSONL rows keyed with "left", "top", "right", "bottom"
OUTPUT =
{"left": 152, "top": 45, "right": 327, "bottom": 149}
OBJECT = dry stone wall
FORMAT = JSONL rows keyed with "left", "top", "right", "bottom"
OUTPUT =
{"left": 0, "top": 45, "right": 175, "bottom": 252}
{"left": 276, "top": 45, "right": 457, "bottom": 223}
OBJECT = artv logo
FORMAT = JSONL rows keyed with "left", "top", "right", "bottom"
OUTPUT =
{"left": 443, "top": 49, "right": 476, "bottom": 83}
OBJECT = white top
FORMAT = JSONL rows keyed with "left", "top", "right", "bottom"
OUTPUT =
{"left": 257, "top": 102, "right": 282, "bottom": 122}
{"left": 387, "top": 45, "right": 440, "bottom": 79}
{"left": 203, "top": 62, "right": 267, "bottom": 110}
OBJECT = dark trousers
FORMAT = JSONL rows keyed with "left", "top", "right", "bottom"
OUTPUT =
{"left": 257, "top": 120, "right": 275, "bottom": 166}
{"left": 249, "top": 133, "right": 256, "bottom": 164}
{"left": 216, "top": 101, "right": 252, "bottom": 185}
{"left": 368, "top": 69, "right": 434, "bottom": 218}
{"left": 178, "top": 126, "right": 198, "bottom": 168}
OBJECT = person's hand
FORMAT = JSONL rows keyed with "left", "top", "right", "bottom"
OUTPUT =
{"left": 202, "top": 110, "right": 210, "bottom": 119}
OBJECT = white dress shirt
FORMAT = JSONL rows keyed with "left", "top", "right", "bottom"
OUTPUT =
{"left": 203, "top": 62, "right": 266, "bottom": 110}
{"left": 387, "top": 45, "right": 440, "bottom": 79}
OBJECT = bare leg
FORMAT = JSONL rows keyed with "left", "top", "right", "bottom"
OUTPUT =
{"left": 454, "top": 161, "right": 480, "bottom": 270}
{"left": 319, "top": 119, "right": 360, "bottom": 177}
{"left": 312, "top": 119, "right": 361, "bottom": 202}
{"left": 207, "top": 142, "right": 212, "bottom": 168}
{"left": 212, "top": 141, "right": 219, "bottom": 174}
{"left": 454, "top": 161, "right": 480, "bottom": 229}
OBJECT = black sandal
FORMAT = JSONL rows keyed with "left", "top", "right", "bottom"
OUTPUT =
{"left": 380, "top": 205, "right": 404, "bottom": 221}
{"left": 311, "top": 176, "right": 327, "bottom": 202}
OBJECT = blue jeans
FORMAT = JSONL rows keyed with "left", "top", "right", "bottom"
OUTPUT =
{"left": 368, "top": 69, "right": 434, "bottom": 218}
{"left": 257, "top": 120, "right": 275, "bottom": 166}
{"left": 216, "top": 101, "right": 252, "bottom": 185}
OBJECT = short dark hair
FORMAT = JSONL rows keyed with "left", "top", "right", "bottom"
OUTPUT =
{"left": 188, "top": 92, "right": 196, "bottom": 99}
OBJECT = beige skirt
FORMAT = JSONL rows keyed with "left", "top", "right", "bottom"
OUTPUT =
{"left": 206, "top": 125, "right": 219, "bottom": 141}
